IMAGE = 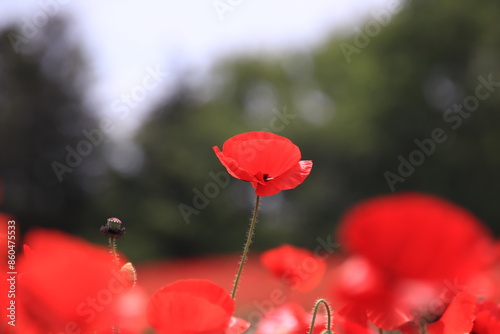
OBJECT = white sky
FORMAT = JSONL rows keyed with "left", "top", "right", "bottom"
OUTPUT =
{"left": 0, "top": 0, "right": 400, "bottom": 136}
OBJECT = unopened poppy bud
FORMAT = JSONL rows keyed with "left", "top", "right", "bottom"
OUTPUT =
{"left": 100, "top": 217, "right": 126, "bottom": 237}
{"left": 121, "top": 262, "right": 137, "bottom": 288}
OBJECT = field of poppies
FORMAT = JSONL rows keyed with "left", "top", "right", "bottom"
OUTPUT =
{"left": 2, "top": 131, "right": 500, "bottom": 333}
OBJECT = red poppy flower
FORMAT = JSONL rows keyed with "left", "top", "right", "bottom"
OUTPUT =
{"left": 339, "top": 192, "right": 493, "bottom": 281}
{"left": 472, "top": 300, "right": 500, "bottom": 333}
{"left": 260, "top": 244, "right": 326, "bottom": 292}
{"left": 426, "top": 292, "right": 476, "bottom": 334}
{"left": 213, "top": 131, "right": 312, "bottom": 196}
{"left": 334, "top": 192, "right": 494, "bottom": 330}
{"left": 18, "top": 229, "right": 132, "bottom": 333}
{"left": 255, "top": 302, "right": 326, "bottom": 334}
{"left": 397, "top": 292, "right": 476, "bottom": 334}
{"left": 146, "top": 279, "right": 250, "bottom": 334}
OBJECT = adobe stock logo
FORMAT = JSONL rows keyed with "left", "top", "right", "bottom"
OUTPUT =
{"left": 384, "top": 74, "right": 499, "bottom": 191}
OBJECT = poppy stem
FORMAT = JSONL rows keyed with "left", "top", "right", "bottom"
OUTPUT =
{"left": 109, "top": 235, "right": 119, "bottom": 266}
{"left": 108, "top": 236, "right": 121, "bottom": 333}
{"left": 231, "top": 195, "right": 260, "bottom": 300}
{"left": 419, "top": 321, "right": 428, "bottom": 334}
{"left": 309, "top": 299, "right": 333, "bottom": 334}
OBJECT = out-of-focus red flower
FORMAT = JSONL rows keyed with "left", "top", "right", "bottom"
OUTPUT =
{"left": 334, "top": 308, "right": 378, "bottom": 334}
{"left": 111, "top": 285, "right": 149, "bottom": 333}
{"left": 146, "top": 279, "right": 250, "bottom": 334}
{"left": 425, "top": 292, "right": 476, "bottom": 334}
{"left": 213, "top": 131, "right": 312, "bottom": 196}
{"left": 472, "top": 300, "right": 500, "bottom": 333}
{"left": 334, "top": 192, "right": 494, "bottom": 331}
{"left": 398, "top": 292, "right": 477, "bottom": 334}
{"left": 339, "top": 192, "right": 492, "bottom": 281}
{"left": 18, "top": 229, "right": 135, "bottom": 333}
{"left": 260, "top": 244, "right": 326, "bottom": 292}
{"left": 255, "top": 302, "right": 326, "bottom": 334}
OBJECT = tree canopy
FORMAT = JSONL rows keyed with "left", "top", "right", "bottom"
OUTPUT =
{"left": 2, "top": 0, "right": 499, "bottom": 262}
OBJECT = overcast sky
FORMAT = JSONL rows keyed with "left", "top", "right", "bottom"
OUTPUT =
{"left": 0, "top": 0, "right": 400, "bottom": 135}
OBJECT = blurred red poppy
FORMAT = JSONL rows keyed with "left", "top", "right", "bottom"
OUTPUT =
{"left": 260, "top": 244, "right": 326, "bottom": 292}
{"left": 425, "top": 292, "right": 476, "bottom": 334}
{"left": 334, "top": 192, "right": 494, "bottom": 330}
{"left": 18, "top": 229, "right": 134, "bottom": 333}
{"left": 213, "top": 131, "right": 312, "bottom": 196}
{"left": 472, "top": 300, "right": 500, "bottom": 333}
{"left": 398, "top": 292, "right": 477, "bottom": 334}
{"left": 146, "top": 279, "right": 250, "bottom": 334}
{"left": 255, "top": 302, "right": 326, "bottom": 334}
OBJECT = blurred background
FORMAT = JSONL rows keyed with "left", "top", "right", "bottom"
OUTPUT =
{"left": 1, "top": 0, "right": 499, "bottom": 265}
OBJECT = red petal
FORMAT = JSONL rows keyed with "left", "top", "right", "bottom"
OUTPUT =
{"left": 213, "top": 146, "right": 256, "bottom": 182}
{"left": 366, "top": 303, "right": 411, "bottom": 330}
{"left": 335, "top": 308, "right": 376, "bottom": 334}
{"left": 337, "top": 303, "right": 369, "bottom": 327}
{"left": 218, "top": 131, "right": 301, "bottom": 179}
{"left": 258, "top": 160, "right": 312, "bottom": 195}
{"left": 426, "top": 292, "right": 476, "bottom": 334}
{"left": 260, "top": 244, "right": 325, "bottom": 292}
{"left": 335, "top": 256, "right": 386, "bottom": 302}
{"left": 18, "top": 229, "right": 123, "bottom": 332}
{"left": 338, "top": 192, "right": 493, "bottom": 281}
{"left": 472, "top": 300, "right": 500, "bottom": 334}
{"left": 225, "top": 317, "right": 251, "bottom": 334}
{"left": 338, "top": 322, "right": 375, "bottom": 334}
{"left": 255, "top": 303, "right": 324, "bottom": 334}
{"left": 146, "top": 279, "right": 235, "bottom": 333}
{"left": 254, "top": 182, "right": 282, "bottom": 197}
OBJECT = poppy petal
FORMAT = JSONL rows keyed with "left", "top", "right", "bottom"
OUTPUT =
{"left": 338, "top": 192, "right": 493, "bottom": 281}
{"left": 214, "top": 132, "right": 312, "bottom": 196}
{"left": 18, "top": 229, "right": 125, "bottom": 332}
{"left": 219, "top": 132, "right": 301, "bottom": 178}
{"left": 255, "top": 302, "right": 324, "bottom": 334}
{"left": 264, "top": 160, "right": 313, "bottom": 190}
{"left": 225, "top": 317, "right": 251, "bottom": 334}
{"left": 146, "top": 279, "right": 235, "bottom": 333}
{"left": 214, "top": 146, "right": 256, "bottom": 182}
{"left": 366, "top": 303, "right": 411, "bottom": 330}
{"left": 426, "top": 292, "right": 476, "bottom": 334}
{"left": 260, "top": 244, "right": 325, "bottom": 292}
{"left": 473, "top": 300, "right": 500, "bottom": 333}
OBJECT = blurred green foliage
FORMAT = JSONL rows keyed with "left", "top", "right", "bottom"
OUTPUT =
{"left": 1, "top": 0, "right": 499, "bottom": 262}
{"left": 0, "top": 18, "right": 103, "bottom": 238}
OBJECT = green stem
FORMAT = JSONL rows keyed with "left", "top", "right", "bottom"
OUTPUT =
{"left": 231, "top": 195, "right": 260, "bottom": 300}
{"left": 309, "top": 299, "right": 333, "bottom": 334}
{"left": 108, "top": 235, "right": 119, "bottom": 333}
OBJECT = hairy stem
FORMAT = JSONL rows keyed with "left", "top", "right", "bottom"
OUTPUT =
{"left": 309, "top": 299, "right": 333, "bottom": 334}
{"left": 109, "top": 236, "right": 119, "bottom": 267}
{"left": 231, "top": 195, "right": 260, "bottom": 299}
